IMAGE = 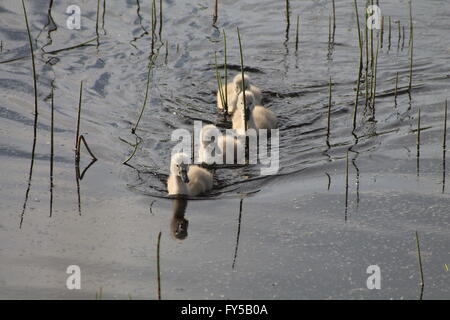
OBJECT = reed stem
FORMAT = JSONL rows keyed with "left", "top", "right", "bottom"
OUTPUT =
{"left": 388, "top": 16, "right": 391, "bottom": 50}
{"left": 295, "top": 15, "right": 299, "bottom": 52}
{"left": 364, "top": 3, "right": 369, "bottom": 109}
{"left": 328, "top": 15, "right": 331, "bottom": 47}
{"left": 332, "top": 0, "right": 336, "bottom": 40}
{"left": 213, "top": 0, "right": 218, "bottom": 25}
{"left": 159, "top": 0, "right": 163, "bottom": 37}
{"left": 237, "top": 27, "right": 247, "bottom": 132}
{"left": 372, "top": 36, "right": 379, "bottom": 115}
{"left": 96, "top": 0, "right": 100, "bottom": 44}
{"left": 132, "top": 59, "right": 153, "bottom": 133}
{"left": 237, "top": 27, "right": 248, "bottom": 159}
{"left": 285, "top": 0, "right": 290, "bottom": 27}
{"left": 152, "top": 0, "right": 157, "bottom": 36}
{"left": 402, "top": 25, "right": 405, "bottom": 50}
{"left": 223, "top": 29, "right": 228, "bottom": 114}
{"left": 102, "top": 0, "right": 106, "bottom": 34}
{"left": 408, "top": 0, "right": 413, "bottom": 93}
{"left": 214, "top": 51, "right": 225, "bottom": 113}
{"left": 75, "top": 81, "right": 83, "bottom": 159}
{"left": 352, "top": 0, "right": 362, "bottom": 130}
{"left": 370, "top": 0, "right": 374, "bottom": 70}
{"left": 394, "top": 72, "right": 399, "bottom": 103}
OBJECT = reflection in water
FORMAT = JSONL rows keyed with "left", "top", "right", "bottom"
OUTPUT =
{"left": 49, "top": 86, "right": 54, "bottom": 218}
{"left": 170, "top": 197, "right": 189, "bottom": 240}
{"left": 349, "top": 134, "right": 361, "bottom": 208}
{"left": 232, "top": 198, "right": 244, "bottom": 269}
{"left": 19, "top": 0, "right": 38, "bottom": 229}
{"left": 344, "top": 151, "right": 349, "bottom": 222}
{"left": 37, "top": 0, "right": 56, "bottom": 53}
{"left": 149, "top": 199, "right": 156, "bottom": 215}
{"left": 442, "top": 100, "right": 448, "bottom": 194}
{"left": 325, "top": 172, "right": 331, "bottom": 190}
{"left": 416, "top": 109, "right": 421, "bottom": 178}
{"left": 129, "top": 0, "right": 149, "bottom": 50}
{"left": 351, "top": 154, "right": 360, "bottom": 207}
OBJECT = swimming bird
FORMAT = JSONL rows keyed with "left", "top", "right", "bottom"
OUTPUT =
{"left": 186, "top": 165, "right": 213, "bottom": 197}
{"left": 199, "top": 124, "right": 245, "bottom": 165}
{"left": 217, "top": 73, "right": 262, "bottom": 115}
{"left": 167, "top": 152, "right": 213, "bottom": 196}
{"left": 198, "top": 124, "right": 221, "bottom": 164}
{"left": 167, "top": 152, "right": 190, "bottom": 196}
{"left": 232, "top": 91, "right": 278, "bottom": 133}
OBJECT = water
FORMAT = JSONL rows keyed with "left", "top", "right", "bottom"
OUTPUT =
{"left": 0, "top": 0, "right": 449, "bottom": 299}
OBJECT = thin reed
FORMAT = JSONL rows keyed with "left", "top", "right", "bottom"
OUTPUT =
{"left": 213, "top": 0, "right": 218, "bottom": 25}
{"left": 295, "top": 15, "right": 299, "bottom": 52}
{"left": 75, "top": 81, "right": 83, "bottom": 159}
{"left": 132, "top": 60, "right": 153, "bottom": 133}
{"left": 332, "top": 0, "right": 336, "bottom": 39}
{"left": 214, "top": 51, "right": 226, "bottom": 115}
{"left": 159, "top": 0, "right": 163, "bottom": 37}
{"left": 408, "top": 1, "right": 413, "bottom": 93}
{"left": 95, "top": 0, "right": 100, "bottom": 44}
{"left": 285, "top": 0, "right": 290, "bottom": 27}
{"left": 371, "top": 37, "right": 379, "bottom": 114}
{"left": 394, "top": 72, "right": 399, "bottom": 103}
{"left": 223, "top": 30, "right": 228, "bottom": 113}
{"left": 388, "top": 16, "right": 391, "bottom": 50}
{"left": 237, "top": 27, "right": 247, "bottom": 131}
{"left": 352, "top": 0, "right": 362, "bottom": 130}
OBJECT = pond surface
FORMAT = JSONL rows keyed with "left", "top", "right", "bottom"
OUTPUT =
{"left": 0, "top": 0, "right": 449, "bottom": 299}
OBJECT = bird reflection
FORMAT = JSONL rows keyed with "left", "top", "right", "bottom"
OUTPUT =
{"left": 170, "top": 197, "right": 189, "bottom": 241}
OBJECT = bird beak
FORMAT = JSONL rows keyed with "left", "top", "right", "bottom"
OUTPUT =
{"left": 181, "top": 168, "right": 189, "bottom": 183}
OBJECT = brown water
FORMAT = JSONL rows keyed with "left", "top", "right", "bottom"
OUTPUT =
{"left": 0, "top": 0, "right": 449, "bottom": 299}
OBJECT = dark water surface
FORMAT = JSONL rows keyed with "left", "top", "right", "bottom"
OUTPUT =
{"left": 0, "top": 0, "right": 449, "bottom": 299}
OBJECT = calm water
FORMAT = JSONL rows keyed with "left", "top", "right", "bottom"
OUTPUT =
{"left": 0, "top": 0, "right": 449, "bottom": 299}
